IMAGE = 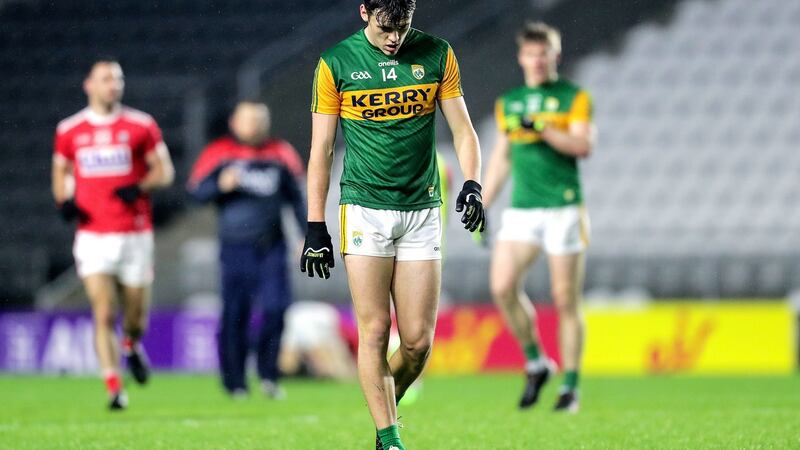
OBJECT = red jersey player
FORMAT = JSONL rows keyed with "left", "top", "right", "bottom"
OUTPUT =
{"left": 51, "top": 59, "right": 174, "bottom": 410}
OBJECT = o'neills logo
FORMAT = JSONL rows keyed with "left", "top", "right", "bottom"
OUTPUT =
{"left": 342, "top": 83, "right": 438, "bottom": 121}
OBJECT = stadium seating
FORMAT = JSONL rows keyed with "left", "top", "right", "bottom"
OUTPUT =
{"left": 573, "top": 0, "right": 800, "bottom": 296}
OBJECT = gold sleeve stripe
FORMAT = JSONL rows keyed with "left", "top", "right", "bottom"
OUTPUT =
{"left": 438, "top": 46, "right": 463, "bottom": 100}
{"left": 312, "top": 58, "right": 341, "bottom": 115}
{"left": 568, "top": 90, "right": 592, "bottom": 123}
{"left": 311, "top": 61, "right": 320, "bottom": 112}
{"left": 495, "top": 98, "right": 506, "bottom": 132}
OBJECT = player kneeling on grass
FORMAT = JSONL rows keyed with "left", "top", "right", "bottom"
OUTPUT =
{"left": 301, "top": 0, "right": 484, "bottom": 448}
{"left": 480, "top": 22, "right": 595, "bottom": 413}
{"left": 51, "top": 59, "right": 175, "bottom": 410}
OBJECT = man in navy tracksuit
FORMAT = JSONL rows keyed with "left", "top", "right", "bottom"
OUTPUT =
{"left": 187, "top": 100, "right": 306, "bottom": 398}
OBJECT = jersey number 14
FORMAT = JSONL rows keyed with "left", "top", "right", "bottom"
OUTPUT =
{"left": 381, "top": 68, "right": 397, "bottom": 82}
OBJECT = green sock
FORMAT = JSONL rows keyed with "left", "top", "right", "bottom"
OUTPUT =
{"left": 377, "top": 424, "right": 405, "bottom": 450}
{"left": 562, "top": 370, "right": 579, "bottom": 391}
{"left": 523, "top": 343, "right": 541, "bottom": 361}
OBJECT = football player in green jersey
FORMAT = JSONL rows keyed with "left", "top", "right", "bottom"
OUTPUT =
{"left": 482, "top": 22, "right": 595, "bottom": 413}
{"left": 300, "top": 1, "right": 484, "bottom": 448}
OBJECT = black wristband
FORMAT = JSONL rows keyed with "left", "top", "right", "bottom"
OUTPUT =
{"left": 462, "top": 180, "right": 482, "bottom": 193}
{"left": 307, "top": 222, "right": 328, "bottom": 233}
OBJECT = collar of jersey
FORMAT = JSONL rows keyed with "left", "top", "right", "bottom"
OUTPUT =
{"left": 84, "top": 105, "right": 122, "bottom": 125}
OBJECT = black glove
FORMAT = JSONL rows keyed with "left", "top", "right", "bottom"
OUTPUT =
{"left": 455, "top": 180, "right": 485, "bottom": 233}
{"left": 58, "top": 199, "right": 87, "bottom": 223}
{"left": 115, "top": 184, "right": 142, "bottom": 204}
{"left": 521, "top": 116, "right": 547, "bottom": 132}
{"left": 300, "top": 222, "right": 335, "bottom": 279}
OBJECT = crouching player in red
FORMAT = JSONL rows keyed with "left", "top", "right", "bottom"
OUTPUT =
{"left": 51, "top": 59, "right": 175, "bottom": 410}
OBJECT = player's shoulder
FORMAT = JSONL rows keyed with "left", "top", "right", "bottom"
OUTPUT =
{"left": 266, "top": 139, "right": 303, "bottom": 175}
{"left": 267, "top": 138, "right": 301, "bottom": 162}
{"left": 269, "top": 138, "right": 297, "bottom": 153}
{"left": 56, "top": 108, "right": 89, "bottom": 135}
{"left": 553, "top": 78, "right": 588, "bottom": 96}
{"left": 407, "top": 28, "right": 451, "bottom": 53}
{"left": 120, "top": 106, "right": 158, "bottom": 127}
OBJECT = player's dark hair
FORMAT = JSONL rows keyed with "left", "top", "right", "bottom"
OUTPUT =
{"left": 517, "top": 21, "right": 561, "bottom": 53}
{"left": 363, "top": 0, "right": 416, "bottom": 27}
{"left": 87, "top": 57, "right": 120, "bottom": 76}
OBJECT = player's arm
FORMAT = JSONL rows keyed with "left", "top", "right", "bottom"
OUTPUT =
{"left": 301, "top": 113, "right": 338, "bottom": 278}
{"left": 481, "top": 132, "right": 511, "bottom": 210}
{"left": 51, "top": 155, "right": 72, "bottom": 205}
{"left": 481, "top": 98, "right": 512, "bottom": 209}
{"left": 539, "top": 121, "right": 594, "bottom": 158}
{"left": 139, "top": 143, "right": 175, "bottom": 191}
{"left": 438, "top": 45, "right": 484, "bottom": 232}
{"left": 440, "top": 96, "right": 485, "bottom": 232}
{"left": 440, "top": 97, "right": 481, "bottom": 183}
{"left": 307, "top": 118, "right": 338, "bottom": 222}
{"left": 301, "top": 57, "right": 340, "bottom": 279}
{"left": 117, "top": 143, "right": 174, "bottom": 204}
{"left": 539, "top": 90, "right": 595, "bottom": 158}
{"left": 52, "top": 131, "right": 85, "bottom": 222}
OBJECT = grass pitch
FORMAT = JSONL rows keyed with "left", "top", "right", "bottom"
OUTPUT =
{"left": 0, "top": 374, "right": 798, "bottom": 449}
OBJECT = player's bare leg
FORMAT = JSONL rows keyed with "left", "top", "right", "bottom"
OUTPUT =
{"left": 121, "top": 284, "right": 152, "bottom": 384}
{"left": 548, "top": 252, "right": 585, "bottom": 413}
{"left": 388, "top": 259, "right": 440, "bottom": 401}
{"left": 344, "top": 255, "right": 397, "bottom": 430}
{"left": 83, "top": 274, "right": 126, "bottom": 409}
{"left": 490, "top": 241, "right": 540, "bottom": 346}
{"left": 490, "top": 241, "right": 553, "bottom": 409}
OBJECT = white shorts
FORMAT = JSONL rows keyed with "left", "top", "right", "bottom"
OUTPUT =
{"left": 73, "top": 231, "right": 154, "bottom": 286}
{"left": 496, "top": 205, "right": 590, "bottom": 255}
{"left": 338, "top": 204, "right": 442, "bottom": 261}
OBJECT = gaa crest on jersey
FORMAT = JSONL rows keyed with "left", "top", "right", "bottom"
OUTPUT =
{"left": 545, "top": 97, "right": 560, "bottom": 111}
{"left": 117, "top": 130, "right": 130, "bottom": 143}
{"left": 352, "top": 231, "right": 363, "bottom": 247}
{"left": 411, "top": 64, "right": 425, "bottom": 80}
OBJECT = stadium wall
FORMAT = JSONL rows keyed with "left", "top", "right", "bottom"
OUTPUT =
{"left": 1, "top": 301, "right": 795, "bottom": 375}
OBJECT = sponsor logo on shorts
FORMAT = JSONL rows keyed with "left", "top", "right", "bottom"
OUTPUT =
{"left": 352, "top": 231, "right": 363, "bottom": 247}
{"left": 411, "top": 64, "right": 425, "bottom": 80}
{"left": 433, "top": 246, "right": 440, "bottom": 252}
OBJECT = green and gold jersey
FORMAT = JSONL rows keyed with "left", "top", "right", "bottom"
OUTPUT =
{"left": 311, "top": 28, "right": 463, "bottom": 211}
{"left": 496, "top": 79, "right": 592, "bottom": 208}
